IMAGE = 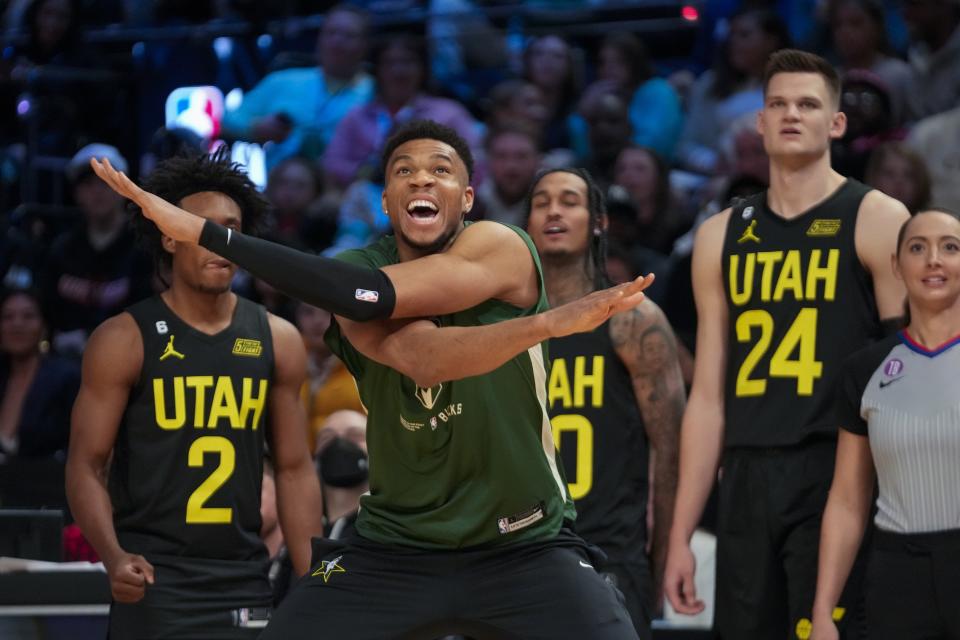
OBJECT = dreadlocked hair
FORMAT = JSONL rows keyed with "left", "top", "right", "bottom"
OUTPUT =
{"left": 526, "top": 167, "right": 610, "bottom": 289}
{"left": 133, "top": 147, "right": 269, "bottom": 285}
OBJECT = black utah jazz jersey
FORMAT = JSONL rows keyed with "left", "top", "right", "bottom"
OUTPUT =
{"left": 721, "top": 179, "right": 881, "bottom": 448}
{"left": 548, "top": 321, "right": 649, "bottom": 561}
{"left": 110, "top": 295, "right": 273, "bottom": 562}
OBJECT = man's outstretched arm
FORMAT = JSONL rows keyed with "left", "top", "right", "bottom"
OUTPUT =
{"left": 90, "top": 158, "right": 537, "bottom": 322}
{"left": 339, "top": 275, "right": 654, "bottom": 388}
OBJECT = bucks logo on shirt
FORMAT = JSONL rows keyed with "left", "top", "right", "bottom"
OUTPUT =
{"left": 325, "top": 224, "right": 575, "bottom": 549}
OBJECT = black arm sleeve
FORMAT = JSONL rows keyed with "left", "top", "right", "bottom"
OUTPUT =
{"left": 199, "top": 221, "right": 396, "bottom": 321}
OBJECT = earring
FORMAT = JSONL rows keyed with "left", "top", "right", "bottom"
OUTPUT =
{"left": 593, "top": 228, "right": 602, "bottom": 236}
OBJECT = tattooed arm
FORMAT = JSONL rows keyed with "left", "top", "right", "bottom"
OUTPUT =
{"left": 610, "top": 299, "right": 686, "bottom": 614}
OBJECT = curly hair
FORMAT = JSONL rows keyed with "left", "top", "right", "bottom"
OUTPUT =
{"left": 133, "top": 147, "right": 268, "bottom": 279}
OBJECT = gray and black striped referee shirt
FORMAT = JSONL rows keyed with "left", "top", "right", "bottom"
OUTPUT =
{"left": 837, "top": 332, "right": 960, "bottom": 534}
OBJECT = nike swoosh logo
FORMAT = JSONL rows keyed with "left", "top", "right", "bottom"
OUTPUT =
{"left": 579, "top": 560, "right": 594, "bottom": 569}
{"left": 879, "top": 377, "right": 904, "bottom": 388}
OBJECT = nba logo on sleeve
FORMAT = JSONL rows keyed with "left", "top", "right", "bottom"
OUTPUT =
{"left": 355, "top": 289, "right": 379, "bottom": 303}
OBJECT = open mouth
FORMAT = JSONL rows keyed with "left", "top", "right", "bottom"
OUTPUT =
{"left": 922, "top": 276, "right": 946, "bottom": 286}
{"left": 543, "top": 224, "right": 567, "bottom": 236}
{"left": 406, "top": 199, "right": 439, "bottom": 224}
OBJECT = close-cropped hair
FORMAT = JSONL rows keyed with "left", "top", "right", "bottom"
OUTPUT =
{"left": 381, "top": 120, "right": 475, "bottom": 180}
{"left": 763, "top": 49, "right": 842, "bottom": 106}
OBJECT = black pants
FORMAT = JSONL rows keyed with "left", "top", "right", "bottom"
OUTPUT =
{"left": 260, "top": 529, "right": 638, "bottom": 640}
{"left": 865, "top": 529, "right": 960, "bottom": 639}
{"left": 601, "top": 559, "right": 653, "bottom": 640}
{"left": 715, "top": 440, "right": 867, "bottom": 640}
{"left": 108, "top": 556, "right": 272, "bottom": 640}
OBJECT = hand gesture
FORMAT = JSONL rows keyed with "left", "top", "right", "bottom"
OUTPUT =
{"left": 664, "top": 541, "right": 705, "bottom": 615}
{"left": 105, "top": 551, "right": 155, "bottom": 603}
{"left": 89, "top": 157, "right": 204, "bottom": 244}
{"left": 545, "top": 274, "right": 655, "bottom": 338}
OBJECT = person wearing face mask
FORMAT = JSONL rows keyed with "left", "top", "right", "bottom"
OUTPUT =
{"left": 314, "top": 410, "right": 369, "bottom": 540}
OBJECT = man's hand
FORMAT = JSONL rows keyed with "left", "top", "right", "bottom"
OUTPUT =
{"left": 664, "top": 540, "right": 705, "bottom": 615}
{"left": 89, "top": 157, "right": 204, "bottom": 244}
{"left": 544, "top": 274, "right": 655, "bottom": 338}
{"left": 104, "top": 551, "right": 155, "bottom": 603}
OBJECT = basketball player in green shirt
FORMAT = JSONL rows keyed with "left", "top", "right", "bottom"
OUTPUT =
{"left": 90, "top": 120, "right": 651, "bottom": 639}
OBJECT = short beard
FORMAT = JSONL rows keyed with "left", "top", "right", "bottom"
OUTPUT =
{"left": 399, "top": 216, "right": 464, "bottom": 255}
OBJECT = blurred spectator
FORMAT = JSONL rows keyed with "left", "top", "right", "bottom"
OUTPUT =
{"left": 579, "top": 32, "right": 683, "bottom": 160}
{"left": 906, "top": 105, "right": 960, "bottom": 212}
{"left": 864, "top": 141, "right": 932, "bottom": 214}
{"left": 472, "top": 125, "right": 541, "bottom": 227}
{"left": 39, "top": 144, "right": 153, "bottom": 356}
{"left": 523, "top": 34, "right": 581, "bottom": 151}
{"left": 0, "top": 217, "right": 43, "bottom": 291}
{"left": 139, "top": 126, "right": 206, "bottom": 178}
{"left": 326, "top": 177, "right": 390, "bottom": 254}
{"left": 902, "top": 0, "right": 960, "bottom": 121}
{"left": 0, "top": 288, "right": 79, "bottom": 461}
{"left": 315, "top": 409, "right": 369, "bottom": 539}
{"left": 323, "top": 34, "right": 481, "bottom": 189}
{"left": 676, "top": 8, "right": 789, "bottom": 175}
{"left": 832, "top": 69, "right": 905, "bottom": 180}
{"left": 580, "top": 89, "right": 632, "bottom": 188}
{"left": 828, "top": 0, "right": 911, "bottom": 123}
{"left": 0, "top": 0, "right": 113, "bottom": 153}
{"left": 484, "top": 79, "right": 549, "bottom": 141}
{"left": 610, "top": 145, "right": 691, "bottom": 259}
{"left": 222, "top": 4, "right": 374, "bottom": 168}
{"left": 265, "top": 157, "right": 336, "bottom": 250}
{"left": 293, "top": 302, "right": 364, "bottom": 452}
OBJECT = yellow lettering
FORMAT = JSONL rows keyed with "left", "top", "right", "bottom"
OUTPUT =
{"left": 548, "top": 359, "right": 573, "bottom": 409}
{"left": 153, "top": 378, "right": 185, "bottom": 430}
{"left": 573, "top": 356, "right": 604, "bottom": 408}
{"left": 238, "top": 378, "right": 268, "bottom": 430}
{"left": 757, "top": 251, "right": 784, "bottom": 301}
{"left": 773, "top": 250, "right": 804, "bottom": 301}
{"left": 207, "top": 377, "right": 241, "bottom": 428}
{"left": 728, "top": 254, "right": 755, "bottom": 306}
{"left": 185, "top": 376, "right": 214, "bottom": 428}
{"left": 805, "top": 249, "right": 839, "bottom": 301}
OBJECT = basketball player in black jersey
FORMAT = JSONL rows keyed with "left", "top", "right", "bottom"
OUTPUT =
{"left": 528, "top": 168, "right": 685, "bottom": 637}
{"left": 664, "top": 50, "right": 910, "bottom": 639}
{"left": 65, "top": 153, "right": 323, "bottom": 639}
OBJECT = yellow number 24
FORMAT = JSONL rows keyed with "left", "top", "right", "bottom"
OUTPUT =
{"left": 735, "top": 308, "right": 823, "bottom": 397}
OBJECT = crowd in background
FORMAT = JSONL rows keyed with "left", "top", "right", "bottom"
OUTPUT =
{"left": 0, "top": 0, "right": 958, "bottom": 561}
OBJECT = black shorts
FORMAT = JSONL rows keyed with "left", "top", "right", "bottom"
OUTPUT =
{"left": 260, "top": 528, "right": 638, "bottom": 640}
{"left": 715, "top": 440, "right": 868, "bottom": 640}
{"left": 108, "top": 555, "right": 272, "bottom": 640}
{"left": 865, "top": 528, "right": 960, "bottom": 639}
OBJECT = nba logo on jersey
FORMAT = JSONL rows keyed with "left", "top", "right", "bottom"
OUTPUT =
{"left": 742, "top": 206, "right": 754, "bottom": 220}
{"left": 883, "top": 359, "right": 903, "bottom": 377}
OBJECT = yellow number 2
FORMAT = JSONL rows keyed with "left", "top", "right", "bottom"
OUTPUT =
{"left": 186, "top": 436, "right": 235, "bottom": 524}
{"left": 735, "top": 308, "right": 823, "bottom": 397}
{"left": 550, "top": 414, "right": 594, "bottom": 500}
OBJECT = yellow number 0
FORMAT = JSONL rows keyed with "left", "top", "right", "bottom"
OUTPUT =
{"left": 736, "top": 308, "right": 823, "bottom": 397}
{"left": 550, "top": 415, "right": 593, "bottom": 500}
{"left": 186, "top": 436, "right": 235, "bottom": 524}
